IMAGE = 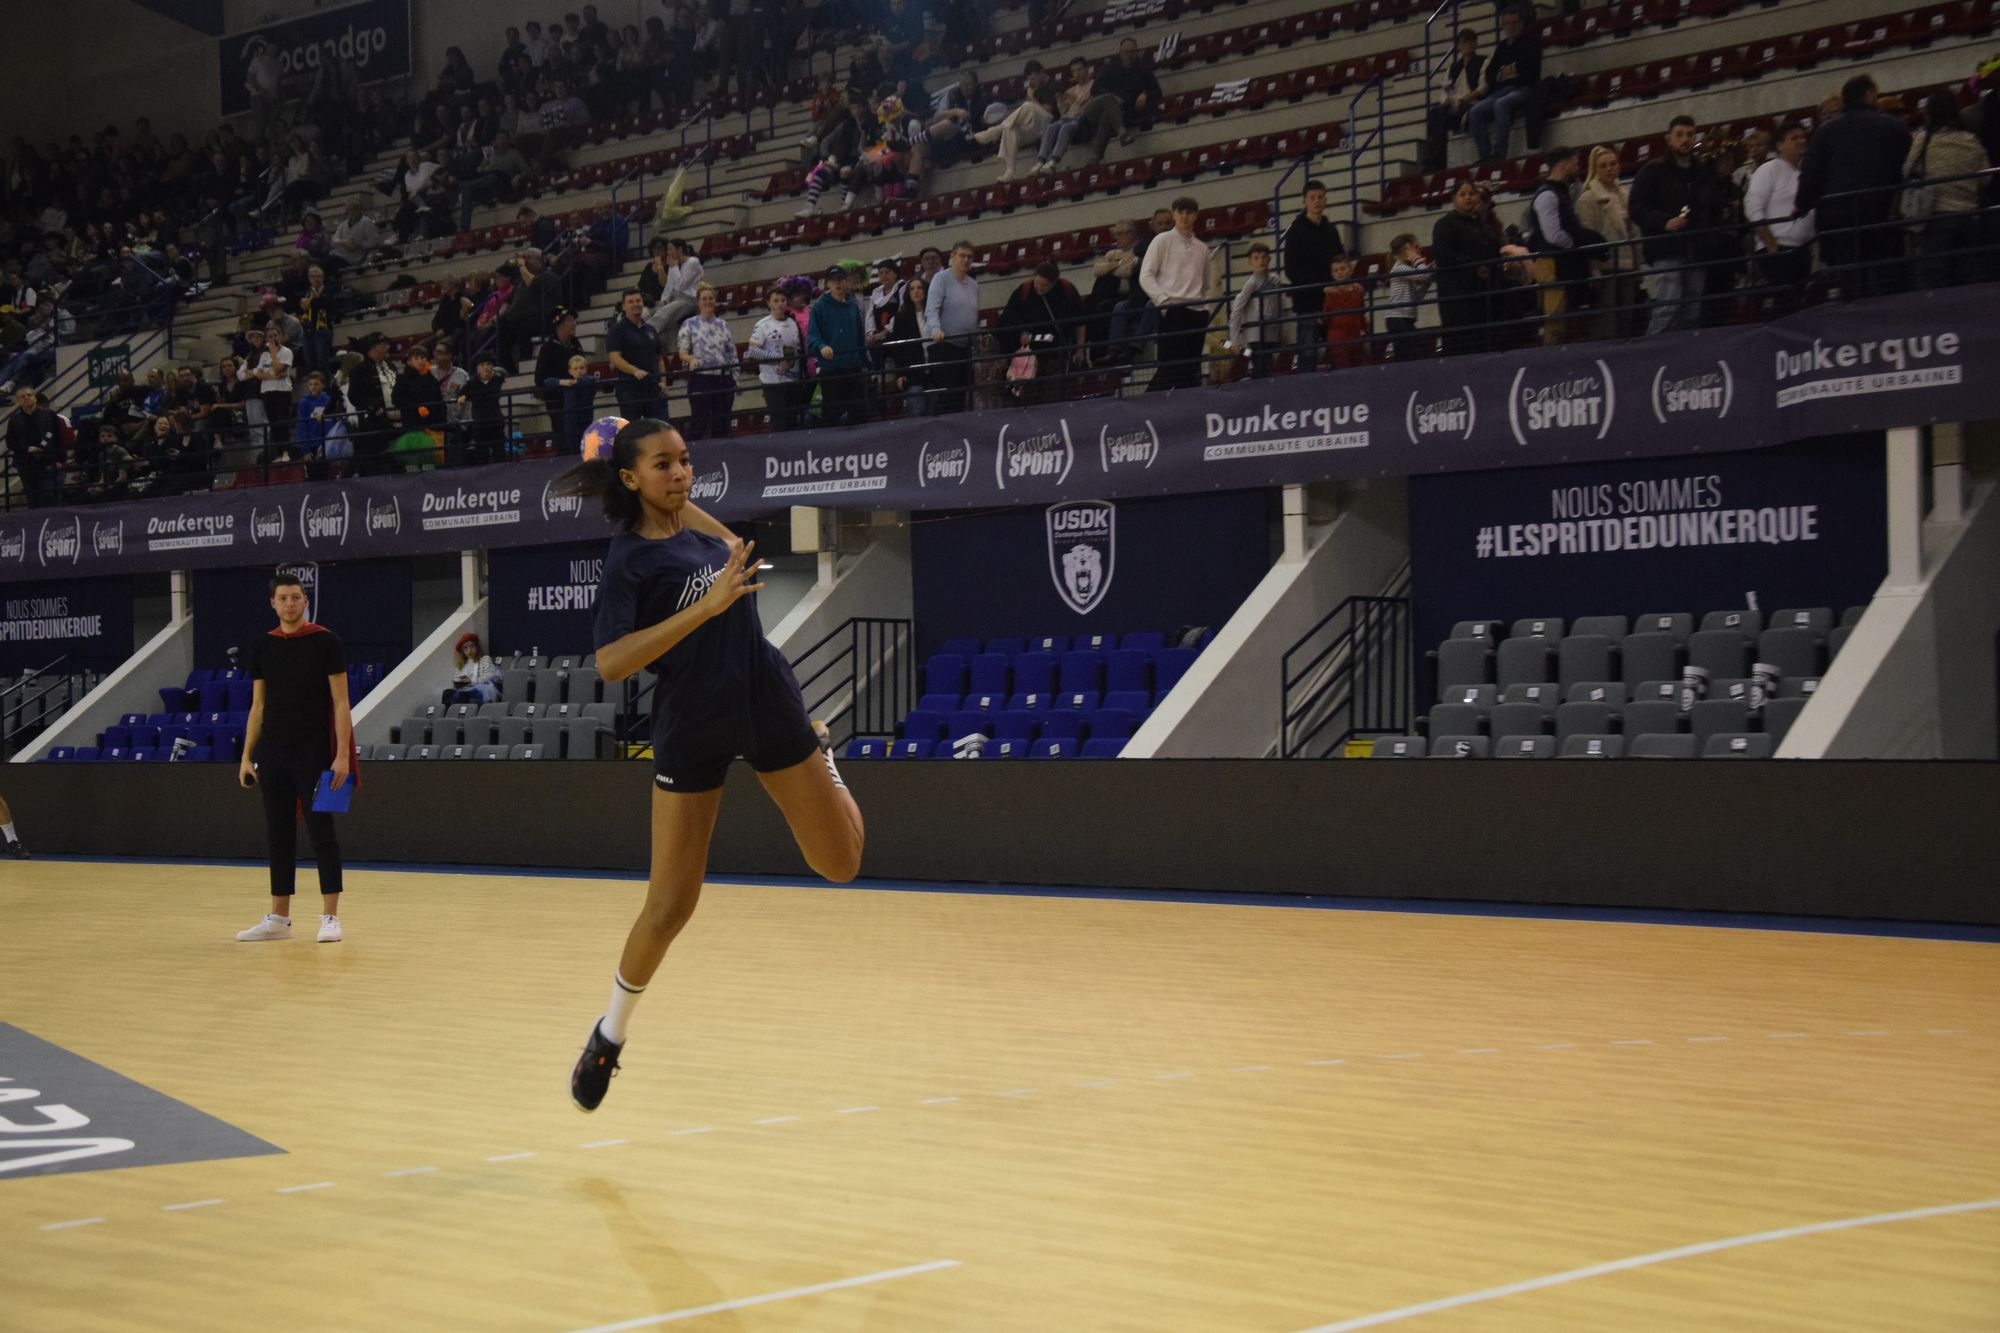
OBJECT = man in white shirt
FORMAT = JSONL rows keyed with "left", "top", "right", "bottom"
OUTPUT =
{"left": 329, "top": 200, "right": 383, "bottom": 269}
{"left": 246, "top": 38, "right": 284, "bottom": 143}
{"left": 1744, "top": 119, "right": 1815, "bottom": 315}
{"left": 1137, "top": 196, "right": 1215, "bottom": 391}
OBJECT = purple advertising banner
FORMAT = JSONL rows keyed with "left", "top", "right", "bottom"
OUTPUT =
{"left": 2, "top": 285, "right": 1988, "bottom": 585}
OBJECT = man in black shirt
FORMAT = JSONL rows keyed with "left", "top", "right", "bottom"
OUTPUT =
{"left": 236, "top": 573, "right": 354, "bottom": 944}
{"left": 1281, "top": 181, "right": 1344, "bottom": 371}
{"left": 1795, "top": 74, "right": 1914, "bottom": 299}
{"left": 1468, "top": 5, "right": 1541, "bottom": 161}
{"left": 605, "top": 289, "right": 664, "bottom": 421}
{"left": 4, "top": 387, "right": 64, "bottom": 507}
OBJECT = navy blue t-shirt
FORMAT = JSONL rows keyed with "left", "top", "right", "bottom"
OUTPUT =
{"left": 593, "top": 527, "right": 798, "bottom": 754}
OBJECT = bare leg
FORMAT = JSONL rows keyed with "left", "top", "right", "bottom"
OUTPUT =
{"left": 0, "top": 795, "right": 11, "bottom": 823}
{"left": 757, "top": 752, "right": 863, "bottom": 883}
{"left": 616, "top": 786, "right": 725, "bottom": 987}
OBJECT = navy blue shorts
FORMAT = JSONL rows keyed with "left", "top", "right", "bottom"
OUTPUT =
{"left": 650, "top": 658, "right": 817, "bottom": 794}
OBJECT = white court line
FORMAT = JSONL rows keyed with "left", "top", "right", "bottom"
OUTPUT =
{"left": 996, "top": 1088, "right": 1037, "bottom": 1097}
{"left": 1929, "top": 1028, "right": 1968, "bottom": 1036}
{"left": 668, "top": 1127, "right": 715, "bottom": 1136}
{"left": 1768, "top": 1033, "right": 1810, "bottom": 1039}
{"left": 1846, "top": 1030, "right": 1888, "bottom": 1037}
{"left": 40, "top": 1217, "right": 105, "bottom": 1231}
{"left": 1382, "top": 1053, "right": 1424, "bottom": 1061}
{"left": 1610, "top": 1039, "right": 1655, "bottom": 1047}
{"left": 754, "top": 1116, "right": 800, "bottom": 1126}
{"left": 385, "top": 1166, "right": 439, "bottom": 1177}
{"left": 1535, "top": 1043, "right": 1577, "bottom": 1051}
{"left": 1231, "top": 1065, "right": 1272, "bottom": 1072}
{"left": 487, "top": 1152, "right": 536, "bottom": 1163}
{"left": 1306, "top": 1059, "right": 1347, "bottom": 1067}
{"left": 162, "top": 1199, "right": 223, "bottom": 1212}
{"left": 1293, "top": 1198, "right": 2000, "bottom": 1333}
{"left": 920, "top": 1096, "right": 961, "bottom": 1105}
{"left": 1075, "top": 1079, "right": 1118, "bottom": 1088}
{"left": 1153, "top": 1071, "right": 1194, "bottom": 1080}
{"left": 1455, "top": 1049, "right": 1500, "bottom": 1056}
{"left": 579, "top": 1140, "right": 627, "bottom": 1149}
{"left": 277, "top": 1182, "right": 334, "bottom": 1194}
{"left": 1687, "top": 1036, "right": 1729, "bottom": 1043}
{"left": 563, "top": 1258, "right": 962, "bottom": 1333}
{"left": 835, "top": 1106, "right": 879, "bottom": 1115}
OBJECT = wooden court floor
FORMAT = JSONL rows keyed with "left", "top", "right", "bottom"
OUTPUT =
{"left": 2, "top": 861, "right": 1996, "bottom": 1333}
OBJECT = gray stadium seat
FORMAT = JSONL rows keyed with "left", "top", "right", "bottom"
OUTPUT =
{"left": 1495, "top": 735, "right": 1554, "bottom": 759}
{"left": 1777, "top": 676, "right": 1820, "bottom": 699}
{"left": 1620, "top": 634, "right": 1681, "bottom": 692}
{"left": 1700, "top": 609, "right": 1763, "bottom": 635}
{"left": 1705, "top": 733, "right": 1774, "bottom": 759}
{"left": 1429, "top": 735, "right": 1489, "bottom": 758}
{"left": 397, "top": 716, "right": 431, "bottom": 746}
{"left": 1633, "top": 680, "right": 1679, "bottom": 703}
{"left": 1501, "top": 682, "right": 1559, "bottom": 711}
{"left": 1827, "top": 624, "right": 1853, "bottom": 659}
{"left": 1425, "top": 703, "right": 1488, "bottom": 738}
{"left": 477, "top": 702, "right": 509, "bottom": 721}
{"left": 1560, "top": 734, "right": 1624, "bottom": 758}
{"left": 1630, "top": 733, "right": 1696, "bottom": 759}
{"left": 514, "top": 655, "right": 544, "bottom": 671}
{"left": 532, "top": 668, "right": 564, "bottom": 704}
{"left": 1371, "top": 737, "right": 1427, "bottom": 758}
{"left": 429, "top": 717, "right": 467, "bottom": 747}
{"left": 1556, "top": 701, "right": 1619, "bottom": 743}
{"left": 1709, "top": 678, "right": 1752, "bottom": 703}
{"left": 565, "top": 718, "right": 606, "bottom": 759}
{"left": 1763, "top": 697, "right": 1806, "bottom": 747}
{"left": 1634, "top": 612, "right": 1694, "bottom": 642}
{"left": 1496, "top": 637, "right": 1553, "bottom": 689}
{"left": 1449, "top": 620, "right": 1503, "bottom": 641}
{"left": 541, "top": 702, "right": 576, "bottom": 722}
{"left": 509, "top": 744, "right": 545, "bottom": 760}
{"left": 1571, "top": 615, "right": 1628, "bottom": 640}
{"left": 354, "top": 744, "right": 374, "bottom": 761}
{"left": 1757, "top": 628, "right": 1821, "bottom": 678}
{"left": 1771, "top": 607, "right": 1832, "bottom": 636}
{"left": 410, "top": 745, "right": 440, "bottom": 760}
{"left": 551, "top": 655, "right": 579, "bottom": 670}
{"left": 443, "top": 745, "right": 475, "bottom": 760}
{"left": 1490, "top": 702, "right": 1551, "bottom": 741}
{"left": 459, "top": 716, "right": 496, "bottom": 747}
{"left": 582, "top": 653, "right": 597, "bottom": 668}
{"left": 1558, "top": 635, "right": 1616, "bottom": 692}
{"left": 582, "top": 701, "right": 618, "bottom": 727}
{"left": 1436, "top": 638, "right": 1495, "bottom": 693}
{"left": 1439, "top": 683, "right": 1498, "bottom": 709}
{"left": 1687, "top": 630, "right": 1751, "bottom": 679}
{"left": 1510, "top": 617, "right": 1564, "bottom": 639}
{"left": 1566, "top": 681, "right": 1627, "bottom": 705}
{"left": 375, "top": 744, "right": 406, "bottom": 760}
{"left": 475, "top": 745, "right": 509, "bottom": 760}
{"left": 1839, "top": 605, "right": 1865, "bottom": 628}
{"left": 569, "top": 667, "right": 603, "bottom": 703}
{"left": 446, "top": 703, "right": 476, "bottom": 722}
{"left": 1621, "top": 700, "right": 1686, "bottom": 738}
{"left": 510, "top": 701, "right": 541, "bottom": 717}
{"left": 1690, "top": 699, "right": 1750, "bottom": 747}
{"left": 496, "top": 717, "right": 535, "bottom": 749}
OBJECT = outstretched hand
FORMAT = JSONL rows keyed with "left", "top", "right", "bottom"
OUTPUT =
{"left": 698, "top": 539, "right": 763, "bottom": 620}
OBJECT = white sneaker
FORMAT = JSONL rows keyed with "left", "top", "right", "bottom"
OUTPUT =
{"left": 1033, "top": 161, "right": 1053, "bottom": 175}
{"left": 996, "top": 167, "right": 1017, "bottom": 183}
{"left": 236, "top": 914, "right": 293, "bottom": 942}
{"left": 793, "top": 202, "right": 816, "bottom": 218}
{"left": 316, "top": 914, "right": 343, "bottom": 944}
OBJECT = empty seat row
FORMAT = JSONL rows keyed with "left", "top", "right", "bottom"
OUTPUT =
{"left": 45, "top": 745, "right": 221, "bottom": 763}
{"left": 923, "top": 648, "right": 1197, "bottom": 702}
{"left": 903, "top": 705, "right": 1144, "bottom": 747}
{"left": 366, "top": 744, "right": 557, "bottom": 761}
{"left": 1447, "top": 608, "right": 1856, "bottom": 643}
{"left": 933, "top": 632, "right": 1175, "bottom": 658}
{"left": 1436, "top": 618, "right": 1852, "bottom": 698}
{"left": 846, "top": 737, "right": 1126, "bottom": 759}
{"left": 394, "top": 715, "right": 608, "bottom": 757}
{"left": 1374, "top": 733, "right": 1778, "bottom": 759}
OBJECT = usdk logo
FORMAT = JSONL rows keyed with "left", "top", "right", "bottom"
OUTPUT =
{"left": 0, "top": 527, "right": 25, "bottom": 562}
{"left": 1651, "top": 361, "right": 1732, "bottom": 424}
{"left": 38, "top": 517, "right": 81, "bottom": 566}
{"left": 1405, "top": 386, "right": 1476, "bottom": 444}
{"left": 1046, "top": 500, "right": 1115, "bottom": 615}
{"left": 540, "top": 479, "right": 584, "bottom": 521}
{"left": 298, "top": 492, "right": 350, "bottom": 547}
{"left": 1098, "top": 421, "right": 1158, "bottom": 472}
{"left": 1508, "top": 360, "right": 1615, "bottom": 446}
{"left": 917, "top": 439, "right": 971, "bottom": 488}
{"left": 365, "top": 496, "right": 402, "bottom": 536}
{"left": 91, "top": 520, "right": 124, "bottom": 557}
{"left": 995, "top": 420, "right": 1074, "bottom": 489}
{"left": 689, "top": 461, "right": 730, "bottom": 504}
{"left": 248, "top": 504, "right": 285, "bottom": 545}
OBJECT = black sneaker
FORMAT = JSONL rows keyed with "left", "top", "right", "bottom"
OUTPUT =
{"left": 570, "top": 1022, "right": 622, "bottom": 1113}
{"left": 6, "top": 841, "right": 25, "bottom": 859}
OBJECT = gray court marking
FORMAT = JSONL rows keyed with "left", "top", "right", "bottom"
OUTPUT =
{"left": 0, "top": 1024, "right": 283, "bottom": 1181}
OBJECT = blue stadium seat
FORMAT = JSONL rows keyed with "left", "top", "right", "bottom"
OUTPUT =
{"left": 916, "top": 693, "right": 961, "bottom": 714}
{"left": 1120, "top": 631, "right": 1166, "bottom": 654}
{"left": 1081, "top": 738, "right": 1126, "bottom": 758}
{"left": 938, "top": 638, "right": 983, "bottom": 658}
{"left": 962, "top": 691, "right": 1005, "bottom": 712}
{"left": 1030, "top": 738, "right": 1073, "bottom": 758}
{"left": 1039, "top": 713, "right": 1084, "bottom": 742}
{"left": 948, "top": 710, "right": 994, "bottom": 737}
{"left": 969, "top": 653, "right": 1012, "bottom": 694}
{"left": 993, "top": 710, "right": 1038, "bottom": 740}
{"left": 1058, "top": 651, "right": 1106, "bottom": 695}
{"left": 984, "top": 637, "right": 1026, "bottom": 657}
{"left": 74, "top": 746, "right": 102, "bottom": 762}
{"left": 1087, "top": 708, "right": 1139, "bottom": 741}
{"left": 131, "top": 749, "right": 160, "bottom": 762}
{"left": 1057, "top": 690, "right": 1100, "bottom": 712}
{"left": 1155, "top": 647, "right": 1198, "bottom": 696}
{"left": 1074, "top": 632, "right": 1117, "bottom": 653}
{"left": 845, "top": 738, "right": 889, "bottom": 759}
{"left": 923, "top": 654, "right": 966, "bottom": 697}
{"left": 198, "top": 682, "right": 229, "bottom": 713}
{"left": 102, "top": 725, "right": 132, "bottom": 748}
{"left": 1028, "top": 635, "right": 1069, "bottom": 654}
{"left": 1104, "top": 690, "right": 1152, "bottom": 715}
{"left": 1007, "top": 692, "right": 1054, "bottom": 711}
{"left": 46, "top": 747, "right": 74, "bottom": 762}
{"left": 891, "top": 738, "right": 933, "bottom": 759}
{"left": 1012, "top": 652, "right": 1056, "bottom": 696}
{"left": 226, "top": 680, "right": 253, "bottom": 712}
{"left": 147, "top": 712, "right": 173, "bottom": 727}
{"left": 987, "top": 738, "right": 1029, "bottom": 758}
{"left": 160, "top": 686, "right": 194, "bottom": 712}
{"left": 185, "top": 746, "right": 214, "bottom": 762}
{"left": 119, "top": 712, "right": 147, "bottom": 726}
{"left": 103, "top": 748, "right": 131, "bottom": 761}
{"left": 902, "top": 710, "right": 949, "bottom": 741}
{"left": 1105, "top": 651, "right": 1150, "bottom": 694}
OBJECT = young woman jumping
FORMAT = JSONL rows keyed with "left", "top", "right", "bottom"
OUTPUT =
{"left": 559, "top": 419, "right": 863, "bottom": 1112}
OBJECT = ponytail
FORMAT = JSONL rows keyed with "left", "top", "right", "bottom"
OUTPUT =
{"left": 552, "top": 416, "right": 676, "bottom": 531}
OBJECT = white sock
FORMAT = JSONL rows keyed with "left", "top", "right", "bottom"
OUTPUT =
{"left": 1, "top": 822, "right": 15, "bottom": 843}
{"left": 601, "top": 971, "right": 645, "bottom": 1045}
{"left": 270, "top": 911, "right": 291, "bottom": 922}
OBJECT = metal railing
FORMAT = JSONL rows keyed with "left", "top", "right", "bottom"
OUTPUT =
{"left": 1280, "top": 594, "right": 1414, "bottom": 758}
{"left": 790, "top": 617, "right": 913, "bottom": 749}
{"left": 1, "top": 656, "right": 77, "bottom": 759}
{"left": 1270, "top": 155, "right": 1316, "bottom": 262}
{"left": 1344, "top": 74, "right": 1389, "bottom": 256}
{"left": 1423, "top": 0, "right": 1473, "bottom": 92}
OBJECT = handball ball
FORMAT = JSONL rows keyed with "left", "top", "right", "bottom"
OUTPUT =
{"left": 580, "top": 415, "right": 630, "bottom": 462}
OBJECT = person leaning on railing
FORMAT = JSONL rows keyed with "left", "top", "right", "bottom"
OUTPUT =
{"left": 1904, "top": 91, "right": 1992, "bottom": 288}
{"left": 1744, "top": 121, "right": 1815, "bottom": 317}
{"left": 677, "top": 284, "right": 739, "bottom": 441}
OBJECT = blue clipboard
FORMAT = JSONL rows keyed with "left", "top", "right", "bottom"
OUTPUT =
{"left": 310, "top": 770, "right": 354, "bottom": 814}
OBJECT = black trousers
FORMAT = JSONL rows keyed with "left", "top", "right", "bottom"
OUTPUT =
{"left": 256, "top": 741, "right": 343, "bottom": 899}
{"left": 930, "top": 342, "right": 971, "bottom": 414}
{"left": 1148, "top": 306, "right": 1211, "bottom": 392}
{"left": 817, "top": 369, "right": 866, "bottom": 426}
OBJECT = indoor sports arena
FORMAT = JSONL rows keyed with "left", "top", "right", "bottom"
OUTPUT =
{"left": 3, "top": 0, "right": 1998, "bottom": 1329}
